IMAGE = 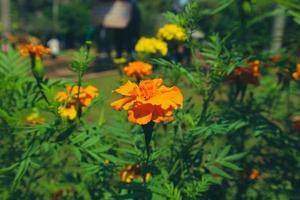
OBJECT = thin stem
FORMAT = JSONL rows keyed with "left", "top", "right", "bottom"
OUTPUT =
{"left": 30, "top": 56, "right": 49, "bottom": 104}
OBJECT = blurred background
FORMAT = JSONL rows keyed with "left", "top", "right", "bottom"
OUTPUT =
{"left": 0, "top": 0, "right": 299, "bottom": 74}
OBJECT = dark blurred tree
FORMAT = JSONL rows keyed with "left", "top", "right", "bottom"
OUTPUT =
{"left": 58, "top": 0, "right": 92, "bottom": 48}
{"left": 1, "top": 0, "right": 11, "bottom": 36}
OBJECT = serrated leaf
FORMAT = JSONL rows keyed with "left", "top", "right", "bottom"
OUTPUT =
{"left": 207, "top": 165, "right": 232, "bottom": 179}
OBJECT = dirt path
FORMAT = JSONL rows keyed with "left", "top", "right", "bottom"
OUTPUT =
{"left": 44, "top": 54, "right": 117, "bottom": 79}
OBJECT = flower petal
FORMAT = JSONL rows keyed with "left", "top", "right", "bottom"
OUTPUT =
{"left": 114, "top": 81, "right": 139, "bottom": 96}
{"left": 128, "top": 103, "right": 153, "bottom": 125}
{"left": 111, "top": 97, "right": 135, "bottom": 110}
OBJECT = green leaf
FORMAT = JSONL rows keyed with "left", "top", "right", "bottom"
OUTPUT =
{"left": 81, "top": 136, "right": 100, "bottom": 148}
{"left": 12, "top": 159, "right": 31, "bottom": 190}
{"left": 224, "top": 152, "right": 247, "bottom": 161}
{"left": 207, "top": 165, "right": 232, "bottom": 179}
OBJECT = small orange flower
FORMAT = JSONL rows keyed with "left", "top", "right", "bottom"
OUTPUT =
{"left": 292, "top": 117, "right": 300, "bottom": 133}
{"left": 18, "top": 44, "right": 51, "bottom": 57}
{"left": 119, "top": 164, "right": 151, "bottom": 183}
{"left": 56, "top": 85, "right": 99, "bottom": 120}
{"left": 123, "top": 61, "right": 153, "bottom": 79}
{"left": 111, "top": 79, "right": 183, "bottom": 125}
{"left": 292, "top": 64, "right": 300, "bottom": 80}
{"left": 227, "top": 60, "right": 261, "bottom": 86}
{"left": 270, "top": 55, "right": 281, "bottom": 63}
{"left": 249, "top": 169, "right": 259, "bottom": 180}
{"left": 24, "top": 113, "right": 45, "bottom": 125}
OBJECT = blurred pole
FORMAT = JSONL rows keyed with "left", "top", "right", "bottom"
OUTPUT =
{"left": 271, "top": 6, "right": 286, "bottom": 52}
{"left": 53, "top": 0, "right": 59, "bottom": 34}
{"left": 1, "top": 0, "right": 11, "bottom": 37}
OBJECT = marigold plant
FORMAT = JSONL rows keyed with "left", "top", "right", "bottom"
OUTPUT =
{"left": 157, "top": 23, "right": 187, "bottom": 41}
{"left": 119, "top": 164, "right": 151, "bottom": 183}
{"left": 18, "top": 44, "right": 51, "bottom": 58}
{"left": 135, "top": 37, "right": 168, "bottom": 56}
{"left": 227, "top": 60, "right": 261, "bottom": 86}
{"left": 111, "top": 78, "right": 183, "bottom": 125}
{"left": 56, "top": 85, "right": 99, "bottom": 120}
{"left": 123, "top": 61, "right": 153, "bottom": 80}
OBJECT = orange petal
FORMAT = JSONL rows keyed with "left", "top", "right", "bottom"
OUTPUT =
{"left": 55, "top": 91, "right": 69, "bottom": 102}
{"left": 152, "top": 106, "right": 174, "bottom": 123}
{"left": 85, "top": 85, "right": 99, "bottom": 98}
{"left": 128, "top": 103, "right": 153, "bottom": 125}
{"left": 114, "top": 81, "right": 139, "bottom": 96}
{"left": 150, "top": 78, "right": 163, "bottom": 88}
{"left": 150, "top": 86, "right": 183, "bottom": 109}
{"left": 111, "top": 97, "right": 135, "bottom": 110}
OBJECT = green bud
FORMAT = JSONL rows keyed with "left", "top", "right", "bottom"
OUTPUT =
{"left": 33, "top": 56, "right": 45, "bottom": 80}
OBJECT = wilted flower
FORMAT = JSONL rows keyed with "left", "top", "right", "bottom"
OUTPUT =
{"left": 157, "top": 24, "right": 187, "bottom": 41}
{"left": 111, "top": 78, "right": 183, "bottom": 125}
{"left": 18, "top": 44, "right": 51, "bottom": 58}
{"left": 227, "top": 60, "right": 261, "bottom": 86}
{"left": 56, "top": 85, "right": 99, "bottom": 120}
{"left": 292, "top": 64, "right": 300, "bottom": 80}
{"left": 124, "top": 61, "right": 153, "bottom": 79}
{"left": 249, "top": 169, "right": 259, "bottom": 180}
{"left": 119, "top": 164, "right": 151, "bottom": 183}
{"left": 135, "top": 37, "right": 168, "bottom": 56}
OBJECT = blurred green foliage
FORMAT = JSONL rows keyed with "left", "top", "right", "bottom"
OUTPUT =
{"left": 1, "top": 0, "right": 300, "bottom": 199}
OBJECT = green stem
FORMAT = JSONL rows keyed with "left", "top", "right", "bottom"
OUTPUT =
{"left": 141, "top": 122, "right": 154, "bottom": 199}
{"left": 30, "top": 56, "right": 49, "bottom": 104}
{"left": 142, "top": 122, "right": 154, "bottom": 163}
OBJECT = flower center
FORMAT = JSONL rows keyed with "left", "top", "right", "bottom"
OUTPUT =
{"left": 139, "top": 82, "right": 158, "bottom": 100}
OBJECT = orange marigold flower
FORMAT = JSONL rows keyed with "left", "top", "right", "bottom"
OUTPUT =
{"left": 227, "top": 60, "right": 261, "bottom": 86}
{"left": 292, "top": 64, "right": 300, "bottom": 80}
{"left": 111, "top": 79, "right": 183, "bottom": 125}
{"left": 55, "top": 85, "right": 99, "bottom": 120}
{"left": 123, "top": 61, "right": 153, "bottom": 79}
{"left": 119, "top": 164, "right": 151, "bottom": 183}
{"left": 18, "top": 44, "right": 51, "bottom": 57}
{"left": 249, "top": 169, "right": 259, "bottom": 180}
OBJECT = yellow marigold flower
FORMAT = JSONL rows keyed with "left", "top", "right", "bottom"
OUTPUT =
{"left": 135, "top": 37, "right": 168, "bottom": 56}
{"left": 24, "top": 113, "right": 45, "bottom": 125}
{"left": 113, "top": 57, "right": 127, "bottom": 65}
{"left": 58, "top": 105, "right": 77, "bottom": 120}
{"left": 18, "top": 44, "right": 51, "bottom": 57}
{"left": 111, "top": 78, "right": 183, "bottom": 125}
{"left": 157, "top": 24, "right": 187, "bottom": 41}
{"left": 119, "top": 164, "right": 151, "bottom": 183}
{"left": 292, "top": 64, "right": 300, "bottom": 80}
{"left": 55, "top": 85, "right": 99, "bottom": 120}
{"left": 124, "top": 61, "right": 153, "bottom": 79}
